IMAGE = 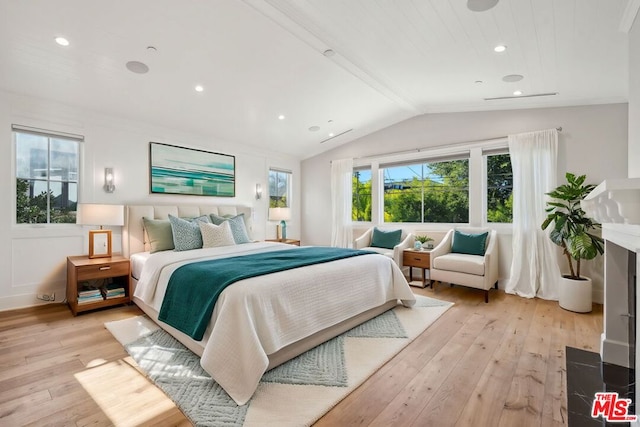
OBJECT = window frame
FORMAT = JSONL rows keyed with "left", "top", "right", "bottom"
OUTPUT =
{"left": 352, "top": 166, "right": 372, "bottom": 222}
{"left": 483, "top": 148, "right": 513, "bottom": 224}
{"left": 268, "top": 168, "right": 292, "bottom": 209}
{"left": 13, "top": 125, "right": 82, "bottom": 226}
{"left": 380, "top": 155, "right": 470, "bottom": 224}
{"left": 351, "top": 139, "right": 511, "bottom": 229}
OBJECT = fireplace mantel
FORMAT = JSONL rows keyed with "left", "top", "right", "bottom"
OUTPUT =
{"left": 581, "top": 178, "right": 640, "bottom": 224}
{"left": 582, "top": 179, "right": 640, "bottom": 374}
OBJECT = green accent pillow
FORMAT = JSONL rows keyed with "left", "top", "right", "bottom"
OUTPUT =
{"left": 451, "top": 230, "right": 488, "bottom": 256}
{"left": 142, "top": 217, "right": 174, "bottom": 253}
{"left": 210, "top": 213, "right": 252, "bottom": 244}
{"left": 370, "top": 228, "right": 402, "bottom": 250}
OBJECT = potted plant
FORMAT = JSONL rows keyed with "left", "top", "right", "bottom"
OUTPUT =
{"left": 541, "top": 172, "right": 604, "bottom": 312}
{"left": 415, "top": 235, "right": 434, "bottom": 250}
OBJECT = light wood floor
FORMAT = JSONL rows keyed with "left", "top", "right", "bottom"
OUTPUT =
{"left": 0, "top": 285, "right": 602, "bottom": 426}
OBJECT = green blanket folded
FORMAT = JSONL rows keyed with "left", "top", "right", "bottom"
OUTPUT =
{"left": 158, "top": 246, "right": 375, "bottom": 340}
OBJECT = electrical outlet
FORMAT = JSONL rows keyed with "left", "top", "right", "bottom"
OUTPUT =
{"left": 36, "top": 292, "right": 55, "bottom": 302}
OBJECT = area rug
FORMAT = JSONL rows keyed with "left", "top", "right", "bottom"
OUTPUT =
{"left": 105, "top": 295, "right": 452, "bottom": 427}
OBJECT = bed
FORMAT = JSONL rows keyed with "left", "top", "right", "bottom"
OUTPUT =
{"left": 123, "top": 204, "right": 416, "bottom": 405}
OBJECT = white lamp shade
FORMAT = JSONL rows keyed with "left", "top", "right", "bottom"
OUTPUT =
{"left": 77, "top": 203, "right": 124, "bottom": 226}
{"left": 268, "top": 207, "right": 291, "bottom": 221}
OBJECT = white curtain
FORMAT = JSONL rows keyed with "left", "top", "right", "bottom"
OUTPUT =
{"left": 505, "top": 129, "right": 561, "bottom": 299}
{"left": 330, "top": 158, "right": 354, "bottom": 248}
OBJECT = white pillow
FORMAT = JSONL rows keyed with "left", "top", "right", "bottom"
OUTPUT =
{"left": 199, "top": 221, "right": 236, "bottom": 248}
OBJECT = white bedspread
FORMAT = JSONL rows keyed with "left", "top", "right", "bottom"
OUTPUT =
{"left": 133, "top": 242, "right": 415, "bottom": 405}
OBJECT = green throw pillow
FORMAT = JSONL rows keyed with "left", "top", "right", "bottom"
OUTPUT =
{"left": 142, "top": 217, "right": 174, "bottom": 253}
{"left": 451, "top": 230, "right": 488, "bottom": 256}
{"left": 370, "top": 228, "right": 402, "bottom": 250}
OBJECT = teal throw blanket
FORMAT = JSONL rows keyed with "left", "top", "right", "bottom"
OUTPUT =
{"left": 158, "top": 247, "right": 375, "bottom": 340}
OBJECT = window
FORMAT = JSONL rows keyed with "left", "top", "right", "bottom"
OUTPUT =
{"left": 14, "top": 128, "right": 80, "bottom": 224}
{"left": 382, "top": 158, "right": 469, "bottom": 223}
{"left": 486, "top": 152, "right": 513, "bottom": 223}
{"left": 269, "top": 168, "right": 291, "bottom": 208}
{"left": 352, "top": 168, "right": 372, "bottom": 221}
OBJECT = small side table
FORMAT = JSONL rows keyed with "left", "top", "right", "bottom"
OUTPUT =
{"left": 403, "top": 249, "right": 432, "bottom": 288}
{"left": 265, "top": 238, "right": 301, "bottom": 246}
{"left": 66, "top": 254, "right": 131, "bottom": 316}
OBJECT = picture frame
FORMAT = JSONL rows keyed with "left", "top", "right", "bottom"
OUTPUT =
{"left": 89, "top": 229, "right": 112, "bottom": 259}
{"left": 149, "top": 142, "right": 235, "bottom": 197}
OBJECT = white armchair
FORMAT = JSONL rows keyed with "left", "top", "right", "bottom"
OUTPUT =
{"left": 430, "top": 228, "right": 499, "bottom": 303}
{"left": 354, "top": 227, "right": 414, "bottom": 267}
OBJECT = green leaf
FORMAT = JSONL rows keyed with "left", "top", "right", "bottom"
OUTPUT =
{"left": 549, "top": 229, "right": 564, "bottom": 246}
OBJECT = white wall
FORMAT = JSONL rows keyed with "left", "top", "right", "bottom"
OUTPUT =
{"left": 0, "top": 91, "right": 300, "bottom": 311}
{"left": 302, "top": 103, "right": 629, "bottom": 301}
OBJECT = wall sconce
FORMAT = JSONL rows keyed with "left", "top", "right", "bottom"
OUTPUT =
{"left": 255, "top": 183, "right": 262, "bottom": 200}
{"left": 104, "top": 168, "right": 115, "bottom": 193}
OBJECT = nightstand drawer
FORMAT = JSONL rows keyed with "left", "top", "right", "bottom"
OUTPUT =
{"left": 403, "top": 251, "right": 430, "bottom": 268}
{"left": 77, "top": 262, "right": 129, "bottom": 280}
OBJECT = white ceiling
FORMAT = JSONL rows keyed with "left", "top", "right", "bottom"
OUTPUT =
{"left": 0, "top": 0, "right": 633, "bottom": 159}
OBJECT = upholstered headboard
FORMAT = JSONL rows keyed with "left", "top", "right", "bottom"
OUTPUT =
{"left": 123, "top": 204, "right": 253, "bottom": 258}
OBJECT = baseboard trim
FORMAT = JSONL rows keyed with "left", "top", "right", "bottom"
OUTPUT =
{"left": 0, "top": 286, "right": 66, "bottom": 312}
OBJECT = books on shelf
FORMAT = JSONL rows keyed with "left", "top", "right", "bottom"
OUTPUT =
{"left": 78, "top": 289, "right": 104, "bottom": 304}
{"left": 77, "top": 280, "right": 126, "bottom": 303}
{"left": 105, "top": 287, "right": 125, "bottom": 299}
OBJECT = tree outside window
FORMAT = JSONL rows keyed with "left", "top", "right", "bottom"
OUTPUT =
{"left": 383, "top": 159, "right": 469, "bottom": 223}
{"left": 269, "top": 169, "right": 291, "bottom": 208}
{"left": 15, "top": 130, "right": 79, "bottom": 224}
{"left": 352, "top": 168, "right": 372, "bottom": 221}
{"left": 486, "top": 153, "right": 513, "bottom": 223}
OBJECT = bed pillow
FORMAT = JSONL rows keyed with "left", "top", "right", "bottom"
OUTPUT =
{"left": 370, "top": 227, "right": 402, "bottom": 250}
{"left": 451, "top": 230, "right": 488, "bottom": 256}
{"left": 168, "top": 214, "right": 211, "bottom": 251}
{"left": 142, "top": 217, "right": 174, "bottom": 253}
{"left": 210, "top": 213, "right": 252, "bottom": 244}
{"left": 199, "top": 221, "right": 236, "bottom": 248}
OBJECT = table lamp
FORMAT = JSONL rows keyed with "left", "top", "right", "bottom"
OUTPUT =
{"left": 77, "top": 203, "right": 125, "bottom": 258}
{"left": 268, "top": 207, "right": 291, "bottom": 240}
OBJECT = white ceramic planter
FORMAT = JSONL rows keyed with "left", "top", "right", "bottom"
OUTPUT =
{"left": 559, "top": 275, "right": 593, "bottom": 313}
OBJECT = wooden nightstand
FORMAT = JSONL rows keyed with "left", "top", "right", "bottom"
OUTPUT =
{"left": 403, "top": 249, "right": 432, "bottom": 288}
{"left": 66, "top": 254, "right": 131, "bottom": 316}
{"left": 265, "top": 238, "right": 301, "bottom": 246}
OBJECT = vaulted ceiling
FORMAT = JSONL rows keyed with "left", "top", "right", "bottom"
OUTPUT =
{"left": 0, "top": 0, "right": 632, "bottom": 159}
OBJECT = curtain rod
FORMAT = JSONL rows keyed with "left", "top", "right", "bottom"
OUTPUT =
{"left": 351, "top": 127, "right": 562, "bottom": 161}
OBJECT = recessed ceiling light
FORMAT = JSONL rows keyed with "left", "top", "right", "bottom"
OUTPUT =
{"left": 467, "top": 0, "right": 499, "bottom": 12}
{"left": 502, "top": 74, "right": 524, "bottom": 82}
{"left": 278, "top": 114, "right": 285, "bottom": 120}
{"left": 513, "top": 90, "right": 523, "bottom": 96}
{"left": 147, "top": 46, "right": 157, "bottom": 52}
{"left": 328, "top": 133, "right": 335, "bottom": 137}
{"left": 55, "top": 37, "right": 69, "bottom": 46}
{"left": 494, "top": 45, "right": 507, "bottom": 53}
{"left": 195, "top": 85, "right": 204, "bottom": 92}
{"left": 475, "top": 80, "right": 484, "bottom": 84}
{"left": 309, "top": 126, "right": 320, "bottom": 132}
{"left": 323, "top": 49, "right": 335, "bottom": 57}
{"left": 125, "top": 61, "right": 149, "bottom": 74}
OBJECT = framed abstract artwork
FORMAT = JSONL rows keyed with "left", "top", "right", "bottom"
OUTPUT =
{"left": 149, "top": 142, "right": 235, "bottom": 197}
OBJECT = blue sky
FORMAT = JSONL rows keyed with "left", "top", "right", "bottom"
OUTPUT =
{"left": 355, "top": 164, "right": 435, "bottom": 183}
